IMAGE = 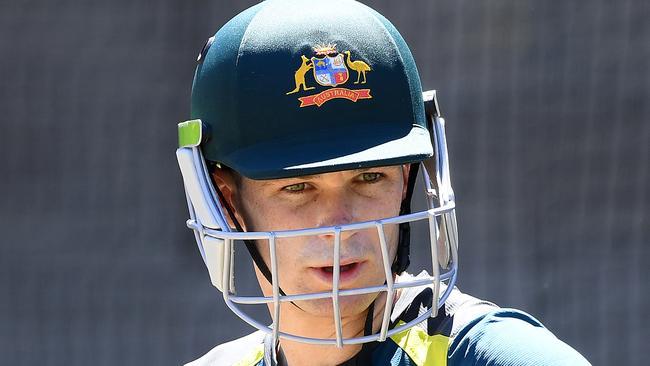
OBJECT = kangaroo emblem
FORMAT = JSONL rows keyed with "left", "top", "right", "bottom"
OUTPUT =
{"left": 344, "top": 51, "right": 371, "bottom": 84}
{"left": 286, "top": 55, "right": 315, "bottom": 95}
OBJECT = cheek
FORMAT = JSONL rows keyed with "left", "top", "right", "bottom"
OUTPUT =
{"left": 241, "top": 194, "right": 310, "bottom": 232}
{"left": 359, "top": 186, "right": 404, "bottom": 221}
{"left": 240, "top": 197, "right": 309, "bottom": 270}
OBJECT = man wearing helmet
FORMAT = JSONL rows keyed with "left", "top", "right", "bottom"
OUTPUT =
{"left": 177, "top": 1, "right": 590, "bottom": 365}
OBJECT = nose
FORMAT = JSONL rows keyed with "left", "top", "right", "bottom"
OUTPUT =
{"left": 315, "top": 188, "right": 357, "bottom": 240}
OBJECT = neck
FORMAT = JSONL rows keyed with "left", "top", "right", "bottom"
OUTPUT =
{"left": 275, "top": 292, "right": 390, "bottom": 366}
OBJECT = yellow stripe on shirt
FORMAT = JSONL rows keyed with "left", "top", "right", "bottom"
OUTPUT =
{"left": 390, "top": 321, "right": 449, "bottom": 366}
{"left": 232, "top": 343, "right": 264, "bottom": 366}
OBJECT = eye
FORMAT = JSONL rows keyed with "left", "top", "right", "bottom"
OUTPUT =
{"left": 360, "top": 172, "right": 382, "bottom": 183}
{"left": 282, "top": 182, "right": 306, "bottom": 192}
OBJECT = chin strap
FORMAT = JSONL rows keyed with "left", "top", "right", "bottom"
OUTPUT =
{"left": 392, "top": 163, "right": 420, "bottom": 274}
{"left": 213, "top": 185, "right": 289, "bottom": 297}
{"left": 364, "top": 300, "right": 376, "bottom": 336}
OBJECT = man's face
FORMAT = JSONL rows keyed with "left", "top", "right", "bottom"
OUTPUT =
{"left": 218, "top": 165, "right": 409, "bottom": 319}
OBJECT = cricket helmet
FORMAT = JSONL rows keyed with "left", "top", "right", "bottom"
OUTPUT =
{"left": 176, "top": 0, "right": 458, "bottom": 347}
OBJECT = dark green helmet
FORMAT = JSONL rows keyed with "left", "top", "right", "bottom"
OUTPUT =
{"left": 190, "top": 0, "right": 432, "bottom": 179}
{"left": 177, "top": 0, "right": 459, "bottom": 346}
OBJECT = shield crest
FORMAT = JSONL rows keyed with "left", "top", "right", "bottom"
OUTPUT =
{"left": 311, "top": 53, "right": 349, "bottom": 87}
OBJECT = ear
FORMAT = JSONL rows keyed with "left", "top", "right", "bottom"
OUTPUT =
{"left": 401, "top": 164, "right": 411, "bottom": 200}
{"left": 211, "top": 168, "right": 247, "bottom": 231}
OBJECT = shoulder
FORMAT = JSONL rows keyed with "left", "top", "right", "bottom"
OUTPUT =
{"left": 184, "top": 331, "right": 265, "bottom": 366}
{"left": 392, "top": 271, "right": 499, "bottom": 340}
{"left": 392, "top": 272, "right": 590, "bottom": 365}
{"left": 447, "top": 305, "right": 592, "bottom": 365}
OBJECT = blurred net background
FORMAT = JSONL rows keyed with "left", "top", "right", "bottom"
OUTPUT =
{"left": 1, "top": 0, "right": 648, "bottom": 365}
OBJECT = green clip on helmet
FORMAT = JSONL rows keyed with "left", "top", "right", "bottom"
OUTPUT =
{"left": 176, "top": 0, "right": 458, "bottom": 347}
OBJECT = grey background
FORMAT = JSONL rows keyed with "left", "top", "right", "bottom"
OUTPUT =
{"left": 1, "top": 0, "right": 648, "bottom": 365}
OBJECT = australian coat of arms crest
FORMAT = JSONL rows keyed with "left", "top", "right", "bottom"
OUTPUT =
{"left": 286, "top": 44, "right": 372, "bottom": 107}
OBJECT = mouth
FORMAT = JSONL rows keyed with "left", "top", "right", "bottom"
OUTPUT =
{"left": 311, "top": 261, "right": 364, "bottom": 285}
{"left": 321, "top": 263, "right": 357, "bottom": 273}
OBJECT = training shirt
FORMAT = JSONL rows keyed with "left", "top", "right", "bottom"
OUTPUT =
{"left": 186, "top": 272, "right": 590, "bottom": 365}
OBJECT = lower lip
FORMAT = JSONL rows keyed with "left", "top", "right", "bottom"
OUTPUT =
{"left": 311, "top": 262, "right": 364, "bottom": 285}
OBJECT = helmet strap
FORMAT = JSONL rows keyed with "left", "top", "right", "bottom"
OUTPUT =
{"left": 213, "top": 185, "right": 289, "bottom": 297}
{"left": 364, "top": 300, "right": 376, "bottom": 336}
{"left": 392, "top": 163, "right": 420, "bottom": 274}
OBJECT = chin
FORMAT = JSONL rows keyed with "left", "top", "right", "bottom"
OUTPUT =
{"left": 292, "top": 291, "right": 378, "bottom": 319}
